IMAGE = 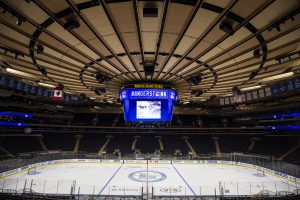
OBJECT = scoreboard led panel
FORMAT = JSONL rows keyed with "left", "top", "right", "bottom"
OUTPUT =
{"left": 120, "top": 88, "right": 177, "bottom": 122}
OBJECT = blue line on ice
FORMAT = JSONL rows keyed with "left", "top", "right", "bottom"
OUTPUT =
{"left": 172, "top": 164, "right": 196, "bottom": 196}
{"left": 98, "top": 164, "right": 123, "bottom": 195}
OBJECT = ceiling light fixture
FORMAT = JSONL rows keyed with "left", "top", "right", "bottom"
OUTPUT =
{"left": 63, "top": 19, "right": 80, "bottom": 30}
{"left": 37, "top": 82, "right": 56, "bottom": 88}
{"left": 6, "top": 68, "right": 36, "bottom": 79}
{"left": 260, "top": 72, "right": 294, "bottom": 83}
{"left": 36, "top": 44, "right": 44, "bottom": 54}
{"left": 219, "top": 20, "right": 234, "bottom": 35}
{"left": 221, "top": 93, "right": 233, "bottom": 97}
{"left": 143, "top": 7, "right": 158, "bottom": 18}
{"left": 240, "top": 85, "right": 262, "bottom": 92}
{"left": 0, "top": 6, "right": 6, "bottom": 13}
{"left": 16, "top": 18, "right": 23, "bottom": 26}
{"left": 253, "top": 49, "right": 260, "bottom": 59}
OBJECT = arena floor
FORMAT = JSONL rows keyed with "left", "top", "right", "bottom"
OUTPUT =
{"left": 1, "top": 162, "right": 298, "bottom": 196}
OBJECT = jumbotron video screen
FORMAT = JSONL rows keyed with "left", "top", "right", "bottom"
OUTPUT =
{"left": 136, "top": 101, "right": 161, "bottom": 119}
{"left": 120, "top": 88, "right": 177, "bottom": 122}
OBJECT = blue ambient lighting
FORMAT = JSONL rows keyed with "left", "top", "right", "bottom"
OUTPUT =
{"left": 270, "top": 113, "right": 300, "bottom": 119}
{"left": 0, "top": 112, "right": 32, "bottom": 118}
{"left": 0, "top": 122, "right": 27, "bottom": 127}
{"left": 268, "top": 126, "right": 300, "bottom": 130}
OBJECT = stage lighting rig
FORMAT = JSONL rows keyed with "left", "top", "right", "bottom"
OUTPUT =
{"left": 63, "top": 19, "right": 80, "bottom": 30}
{"left": 95, "top": 72, "right": 111, "bottom": 83}
{"left": 36, "top": 44, "right": 44, "bottom": 54}
{"left": 191, "top": 90, "right": 203, "bottom": 97}
{"left": 253, "top": 49, "right": 260, "bottom": 59}
{"left": 219, "top": 20, "right": 234, "bottom": 35}
{"left": 186, "top": 74, "right": 202, "bottom": 85}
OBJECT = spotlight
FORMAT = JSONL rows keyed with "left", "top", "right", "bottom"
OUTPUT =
{"left": 191, "top": 90, "right": 203, "bottom": 97}
{"left": 191, "top": 90, "right": 198, "bottom": 95}
{"left": 94, "top": 88, "right": 101, "bottom": 96}
{"left": 275, "top": 25, "right": 281, "bottom": 32}
{"left": 105, "top": 76, "right": 112, "bottom": 82}
{"left": 79, "top": 93, "right": 86, "bottom": 99}
{"left": 95, "top": 72, "right": 111, "bottom": 83}
{"left": 253, "top": 49, "right": 260, "bottom": 59}
{"left": 186, "top": 74, "right": 202, "bottom": 85}
{"left": 0, "top": 64, "right": 7, "bottom": 71}
{"left": 0, "top": 6, "right": 6, "bottom": 13}
{"left": 99, "top": 88, "right": 106, "bottom": 93}
{"left": 186, "top": 77, "right": 194, "bottom": 85}
{"left": 39, "top": 67, "right": 47, "bottom": 76}
{"left": 96, "top": 72, "right": 104, "bottom": 82}
{"left": 249, "top": 71, "right": 257, "bottom": 80}
{"left": 143, "top": 7, "right": 158, "bottom": 18}
{"left": 144, "top": 63, "right": 155, "bottom": 77}
{"left": 58, "top": 83, "right": 64, "bottom": 90}
{"left": 16, "top": 18, "right": 23, "bottom": 26}
{"left": 219, "top": 21, "right": 234, "bottom": 35}
{"left": 194, "top": 74, "right": 202, "bottom": 83}
{"left": 291, "top": 16, "right": 295, "bottom": 21}
{"left": 36, "top": 44, "right": 44, "bottom": 54}
{"left": 63, "top": 19, "right": 80, "bottom": 30}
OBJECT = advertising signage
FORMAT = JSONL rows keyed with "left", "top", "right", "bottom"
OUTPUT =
{"left": 120, "top": 89, "right": 177, "bottom": 101}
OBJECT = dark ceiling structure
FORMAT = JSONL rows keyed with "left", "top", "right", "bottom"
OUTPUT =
{"left": 0, "top": 0, "right": 300, "bottom": 104}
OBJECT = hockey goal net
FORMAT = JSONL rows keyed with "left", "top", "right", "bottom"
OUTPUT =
{"left": 27, "top": 167, "right": 37, "bottom": 175}
{"left": 256, "top": 169, "right": 265, "bottom": 176}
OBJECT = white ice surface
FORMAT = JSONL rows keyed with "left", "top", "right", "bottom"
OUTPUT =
{"left": 0, "top": 163, "right": 298, "bottom": 196}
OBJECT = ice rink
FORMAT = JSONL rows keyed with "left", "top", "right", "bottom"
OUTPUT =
{"left": 0, "top": 161, "right": 299, "bottom": 197}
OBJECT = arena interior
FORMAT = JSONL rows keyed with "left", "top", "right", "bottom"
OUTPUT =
{"left": 0, "top": 0, "right": 300, "bottom": 199}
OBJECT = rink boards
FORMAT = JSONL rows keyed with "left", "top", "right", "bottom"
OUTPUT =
{"left": 1, "top": 159, "right": 299, "bottom": 184}
{"left": 0, "top": 159, "right": 299, "bottom": 196}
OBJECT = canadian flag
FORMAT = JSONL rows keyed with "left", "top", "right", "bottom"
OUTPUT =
{"left": 54, "top": 88, "right": 63, "bottom": 102}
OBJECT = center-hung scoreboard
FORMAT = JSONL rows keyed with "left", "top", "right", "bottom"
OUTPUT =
{"left": 120, "top": 84, "right": 177, "bottom": 123}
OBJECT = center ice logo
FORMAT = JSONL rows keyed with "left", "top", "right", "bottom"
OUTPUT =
{"left": 128, "top": 170, "right": 167, "bottom": 183}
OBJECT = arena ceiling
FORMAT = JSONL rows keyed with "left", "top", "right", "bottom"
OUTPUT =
{"left": 0, "top": 0, "right": 300, "bottom": 103}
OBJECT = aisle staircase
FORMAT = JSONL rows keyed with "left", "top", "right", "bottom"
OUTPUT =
{"left": 155, "top": 136, "right": 164, "bottom": 152}
{"left": 182, "top": 136, "right": 197, "bottom": 158}
{"left": 73, "top": 135, "right": 83, "bottom": 153}
{"left": 131, "top": 136, "right": 141, "bottom": 151}
{"left": 37, "top": 136, "right": 47, "bottom": 151}
{"left": 277, "top": 141, "right": 300, "bottom": 160}
{"left": 212, "top": 137, "right": 221, "bottom": 157}
{"left": 98, "top": 135, "right": 113, "bottom": 156}
{"left": 0, "top": 145, "right": 15, "bottom": 158}
{"left": 246, "top": 137, "right": 260, "bottom": 153}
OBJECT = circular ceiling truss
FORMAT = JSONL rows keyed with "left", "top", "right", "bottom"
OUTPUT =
{"left": 29, "top": 0, "right": 266, "bottom": 96}
{"left": 0, "top": 0, "right": 299, "bottom": 102}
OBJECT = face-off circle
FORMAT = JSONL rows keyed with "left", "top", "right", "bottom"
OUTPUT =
{"left": 128, "top": 170, "right": 167, "bottom": 183}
